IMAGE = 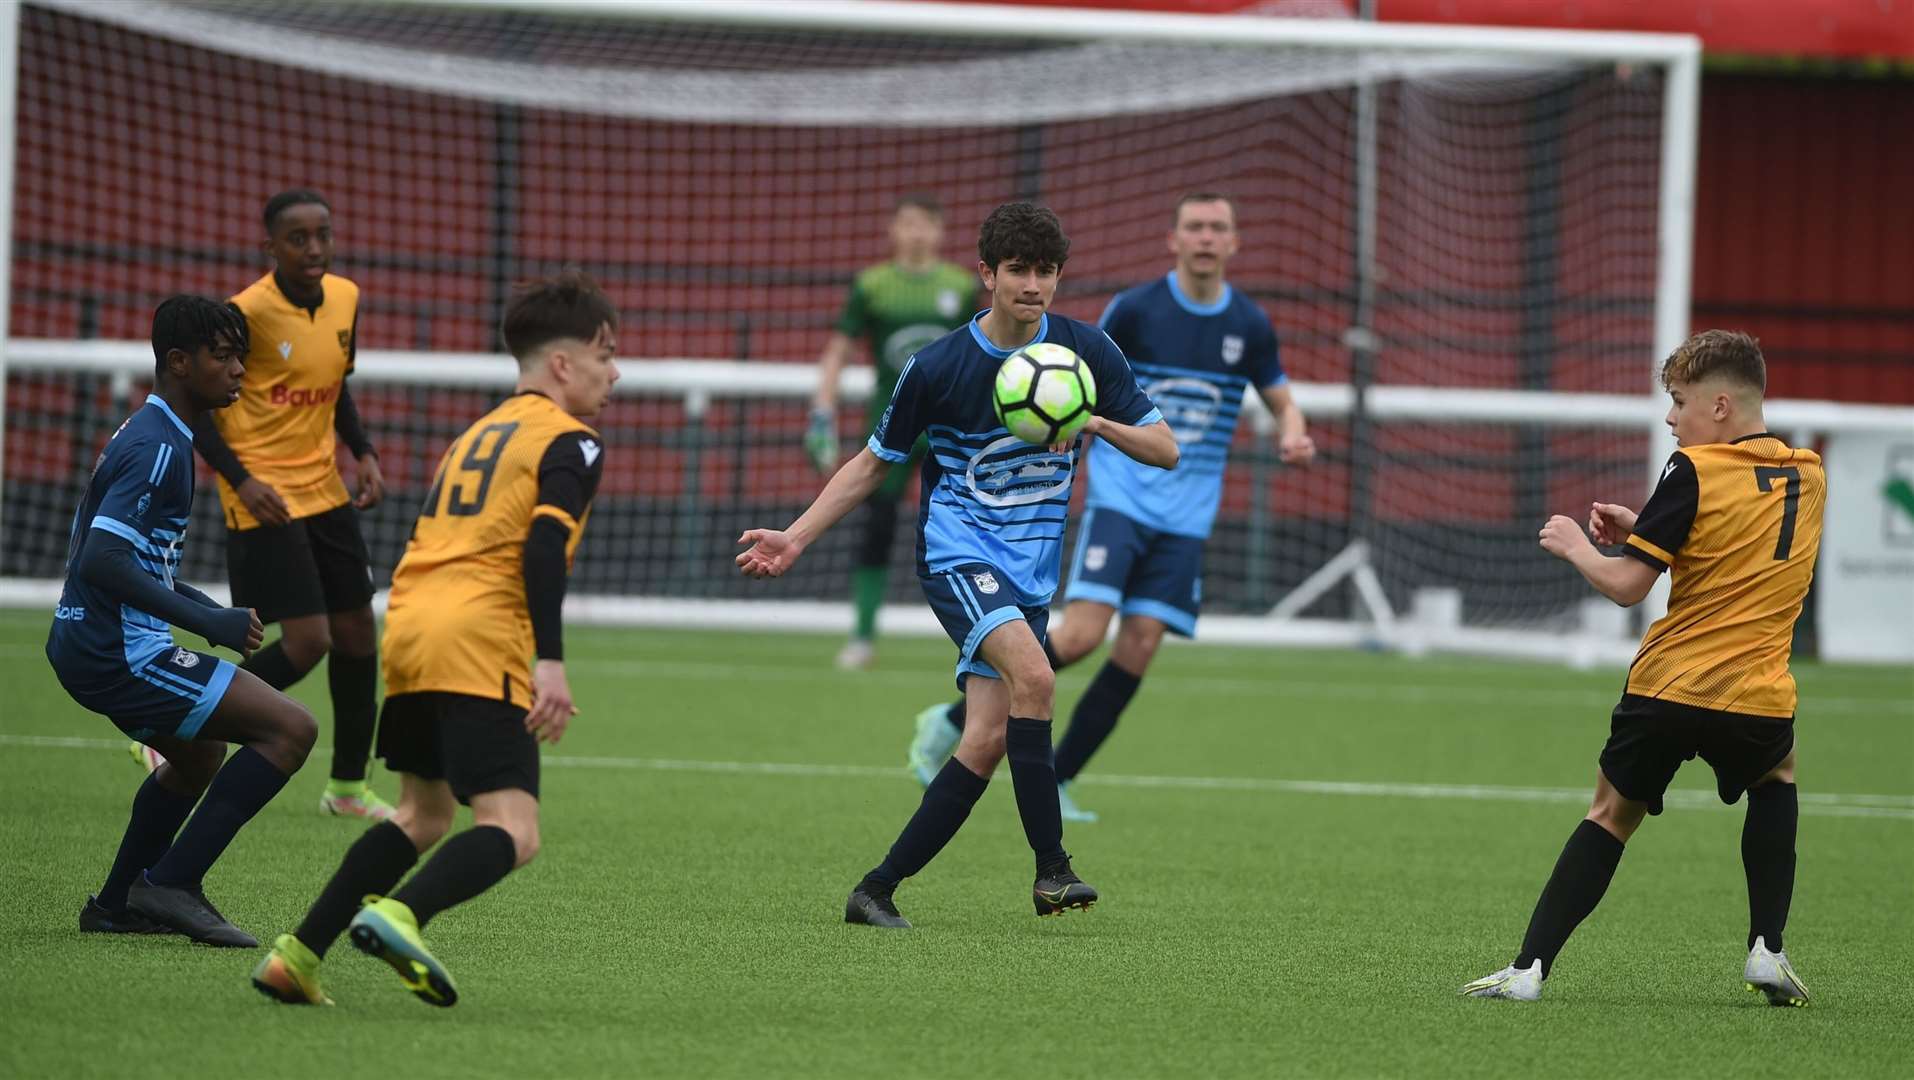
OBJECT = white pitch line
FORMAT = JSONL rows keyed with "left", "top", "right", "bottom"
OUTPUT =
{"left": 4, "top": 733, "right": 1908, "bottom": 821}
{"left": 556, "top": 655, "right": 1913, "bottom": 715}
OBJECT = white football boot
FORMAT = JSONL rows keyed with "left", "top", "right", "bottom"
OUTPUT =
{"left": 1744, "top": 936, "right": 1810, "bottom": 1007}
{"left": 1460, "top": 960, "right": 1543, "bottom": 1001}
{"left": 834, "top": 638, "right": 876, "bottom": 671}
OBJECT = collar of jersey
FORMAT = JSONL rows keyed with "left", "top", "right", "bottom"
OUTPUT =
{"left": 1166, "top": 271, "right": 1232, "bottom": 316}
{"left": 267, "top": 270, "right": 326, "bottom": 316}
{"left": 144, "top": 395, "right": 193, "bottom": 438}
{"left": 968, "top": 311, "right": 1048, "bottom": 358}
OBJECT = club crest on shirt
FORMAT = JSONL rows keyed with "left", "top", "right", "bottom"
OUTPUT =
{"left": 337, "top": 329, "right": 352, "bottom": 356}
{"left": 134, "top": 493, "right": 151, "bottom": 520}
{"left": 1221, "top": 335, "right": 1245, "bottom": 366}
{"left": 1085, "top": 545, "right": 1107, "bottom": 572}
{"left": 937, "top": 289, "right": 961, "bottom": 319}
{"left": 169, "top": 647, "right": 199, "bottom": 669}
{"left": 972, "top": 571, "right": 1000, "bottom": 595}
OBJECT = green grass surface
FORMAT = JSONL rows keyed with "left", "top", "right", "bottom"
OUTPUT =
{"left": 1, "top": 609, "right": 1909, "bottom": 1077}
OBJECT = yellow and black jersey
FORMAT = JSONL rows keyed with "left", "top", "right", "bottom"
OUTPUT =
{"left": 214, "top": 271, "right": 360, "bottom": 529}
{"left": 382, "top": 392, "right": 603, "bottom": 705}
{"left": 1623, "top": 433, "right": 1825, "bottom": 718}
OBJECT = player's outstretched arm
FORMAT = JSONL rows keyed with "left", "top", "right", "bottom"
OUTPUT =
{"left": 1539, "top": 515, "right": 1659, "bottom": 607}
{"left": 738, "top": 447, "right": 891, "bottom": 578}
{"left": 78, "top": 531, "right": 258, "bottom": 652}
{"left": 1085, "top": 416, "right": 1179, "bottom": 470}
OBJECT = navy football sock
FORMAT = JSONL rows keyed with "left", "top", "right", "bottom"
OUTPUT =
{"left": 1743, "top": 782, "right": 1798, "bottom": 952}
{"left": 869, "top": 758, "right": 988, "bottom": 887}
{"left": 391, "top": 825, "right": 517, "bottom": 929}
{"left": 1005, "top": 716, "right": 1066, "bottom": 871}
{"left": 99, "top": 773, "right": 199, "bottom": 910}
{"left": 1054, "top": 661, "right": 1140, "bottom": 783}
{"left": 1516, "top": 819, "right": 1626, "bottom": 977}
{"left": 942, "top": 698, "right": 965, "bottom": 733}
{"left": 146, "top": 747, "right": 292, "bottom": 889}
{"left": 295, "top": 821, "right": 420, "bottom": 957}
{"left": 326, "top": 650, "right": 379, "bottom": 783}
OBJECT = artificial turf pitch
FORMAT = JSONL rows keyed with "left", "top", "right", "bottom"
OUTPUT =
{"left": 0, "top": 609, "right": 1908, "bottom": 1078}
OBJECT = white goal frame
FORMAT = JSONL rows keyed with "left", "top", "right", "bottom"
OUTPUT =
{"left": 0, "top": 0, "right": 1777, "bottom": 665}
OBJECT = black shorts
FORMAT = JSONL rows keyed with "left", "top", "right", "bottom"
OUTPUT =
{"left": 226, "top": 503, "right": 375, "bottom": 624}
{"left": 1599, "top": 694, "right": 1795, "bottom": 816}
{"left": 376, "top": 692, "right": 539, "bottom": 804}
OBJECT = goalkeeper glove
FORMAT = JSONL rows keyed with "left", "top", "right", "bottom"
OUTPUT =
{"left": 804, "top": 408, "right": 837, "bottom": 472}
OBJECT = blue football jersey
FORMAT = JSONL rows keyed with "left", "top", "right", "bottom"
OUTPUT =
{"left": 48, "top": 397, "right": 198, "bottom": 678}
{"left": 1085, "top": 272, "right": 1285, "bottom": 539}
{"left": 868, "top": 311, "right": 1162, "bottom": 605}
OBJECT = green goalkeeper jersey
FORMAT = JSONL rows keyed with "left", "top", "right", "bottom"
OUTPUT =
{"left": 836, "top": 261, "right": 978, "bottom": 427}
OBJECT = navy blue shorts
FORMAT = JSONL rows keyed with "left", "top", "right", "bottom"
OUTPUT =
{"left": 921, "top": 563, "right": 1051, "bottom": 691}
{"left": 1063, "top": 506, "right": 1204, "bottom": 636}
{"left": 53, "top": 646, "right": 237, "bottom": 743}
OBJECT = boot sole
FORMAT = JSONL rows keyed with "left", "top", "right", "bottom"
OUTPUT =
{"left": 349, "top": 915, "right": 458, "bottom": 1007}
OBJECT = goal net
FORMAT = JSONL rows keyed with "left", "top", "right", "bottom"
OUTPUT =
{"left": 1, "top": 0, "right": 1712, "bottom": 661}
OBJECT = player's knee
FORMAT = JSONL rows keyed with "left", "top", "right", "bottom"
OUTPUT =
{"left": 1112, "top": 622, "right": 1162, "bottom": 671}
{"left": 509, "top": 822, "right": 540, "bottom": 869}
{"left": 956, "top": 730, "right": 1005, "bottom": 771}
{"left": 1586, "top": 799, "right": 1644, "bottom": 842}
{"left": 395, "top": 803, "right": 454, "bottom": 850}
{"left": 160, "top": 743, "right": 224, "bottom": 794}
{"left": 1004, "top": 658, "right": 1054, "bottom": 705}
{"left": 281, "top": 623, "right": 333, "bottom": 670}
{"left": 328, "top": 607, "right": 377, "bottom": 658}
{"left": 271, "top": 699, "right": 318, "bottom": 766}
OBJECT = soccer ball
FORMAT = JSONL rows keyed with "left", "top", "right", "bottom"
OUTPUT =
{"left": 993, "top": 343, "right": 1097, "bottom": 446}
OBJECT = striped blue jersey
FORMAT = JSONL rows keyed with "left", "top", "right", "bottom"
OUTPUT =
{"left": 868, "top": 311, "right": 1162, "bottom": 605}
{"left": 48, "top": 397, "right": 197, "bottom": 678}
{"left": 1085, "top": 272, "right": 1284, "bottom": 539}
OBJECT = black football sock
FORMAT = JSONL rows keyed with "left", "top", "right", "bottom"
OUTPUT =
{"left": 1054, "top": 661, "right": 1140, "bottom": 783}
{"left": 942, "top": 698, "right": 966, "bottom": 734}
{"left": 1515, "top": 819, "right": 1626, "bottom": 977}
{"left": 98, "top": 774, "right": 199, "bottom": 910}
{"left": 1743, "top": 781, "right": 1798, "bottom": 952}
{"left": 1005, "top": 716, "right": 1067, "bottom": 872}
{"left": 240, "top": 639, "right": 304, "bottom": 692}
{"left": 326, "top": 650, "right": 379, "bottom": 783}
{"left": 294, "top": 821, "right": 419, "bottom": 957}
{"left": 391, "top": 825, "right": 517, "bottom": 929}
{"left": 868, "top": 757, "right": 988, "bottom": 887}
{"left": 146, "top": 747, "right": 293, "bottom": 889}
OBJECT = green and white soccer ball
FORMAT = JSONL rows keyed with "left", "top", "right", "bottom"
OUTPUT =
{"left": 993, "top": 342, "right": 1097, "bottom": 446}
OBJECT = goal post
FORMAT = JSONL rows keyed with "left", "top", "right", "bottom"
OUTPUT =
{"left": 0, "top": 0, "right": 1780, "bottom": 665}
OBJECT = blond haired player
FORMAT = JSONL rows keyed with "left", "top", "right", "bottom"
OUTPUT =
{"left": 1463, "top": 331, "right": 1823, "bottom": 1006}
